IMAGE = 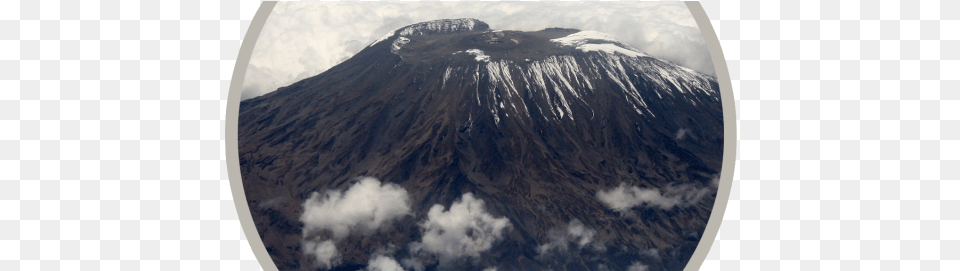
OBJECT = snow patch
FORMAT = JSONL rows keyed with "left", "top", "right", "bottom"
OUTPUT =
{"left": 390, "top": 37, "right": 410, "bottom": 54}
{"left": 466, "top": 49, "right": 490, "bottom": 62}
{"left": 550, "top": 31, "right": 619, "bottom": 47}
{"left": 551, "top": 31, "right": 646, "bottom": 58}
{"left": 578, "top": 43, "right": 647, "bottom": 57}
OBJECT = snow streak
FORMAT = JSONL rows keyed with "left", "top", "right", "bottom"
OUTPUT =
{"left": 457, "top": 52, "right": 717, "bottom": 124}
{"left": 390, "top": 37, "right": 410, "bottom": 54}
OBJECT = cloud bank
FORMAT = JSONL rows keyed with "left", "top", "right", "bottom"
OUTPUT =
{"left": 596, "top": 182, "right": 711, "bottom": 213}
{"left": 300, "top": 177, "right": 412, "bottom": 240}
{"left": 410, "top": 193, "right": 512, "bottom": 265}
{"left": 243, "top": 1, "right": 711, "bottom": 100}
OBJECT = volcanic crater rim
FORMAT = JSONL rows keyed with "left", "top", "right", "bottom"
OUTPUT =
{"left": 390, "top": 25, "right": 647, "bottom": 64}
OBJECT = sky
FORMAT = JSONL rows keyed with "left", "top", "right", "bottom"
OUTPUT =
{"left": 241, "top": 1, "right": 713, "bottom": 100}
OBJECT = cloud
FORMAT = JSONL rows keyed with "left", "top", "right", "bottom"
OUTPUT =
{"left": 627, "top": 262, "right": 650, "bottom": 271}
{"left": 298, "top": 177, "right": 410, "bottom": 269}
{"left": 243, "top": 1, "right": 712, "bottom": 100}
{"left": 367, "top": 255, "right": 405, "bottom": 271}
{"left": 596, "top": 183, "right": 680, "bottom": 211}
{"left": 537, "top": 219, "right": 604, "bottom": 256}
{"left": 256, "top": 196, "right": 281, "bottom": 210}
{"left": 640, "top": 248, "right": 660, "bottom": 260}
{"left": 596, "top": 182, "right": 710, "bottom": 213}
{"left": 674, "top": 128, "right": 690, "bottom": 140}
{"left": 303, "top": 239, "right": 341, "bottom": 269}
{"left": 300, "top": 177, "right": 412, "bottom": 240}
{"left": 410, "top": 193, "right": 512, "bottom": 265}
{"left": 400, "top": 257, "right": 425, "bottom": 271}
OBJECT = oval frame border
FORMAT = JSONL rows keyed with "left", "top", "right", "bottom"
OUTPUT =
{"left": 224, "top": 2, "right": 737, "bottom": 271}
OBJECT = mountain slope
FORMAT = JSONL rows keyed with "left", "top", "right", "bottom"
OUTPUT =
{"left": 239, "top": 18, "right": 723, "bottom": 271}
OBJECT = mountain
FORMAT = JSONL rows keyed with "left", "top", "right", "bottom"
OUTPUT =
{"left": 238, "top": 18, "right": 723, "bottom": 271}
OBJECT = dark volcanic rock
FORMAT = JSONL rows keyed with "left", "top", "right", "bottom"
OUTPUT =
{"left": 239, "top": 18, "right": 723, "bottom": 271}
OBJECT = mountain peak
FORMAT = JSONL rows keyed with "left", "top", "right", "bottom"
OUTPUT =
{"left": 398, "top": 18, "right": 490, "bottom": 36}
{"left": 371, "top": 18, "right": 491, "bottom": 48}
{"left": 369, "top": 20, "right": 648, "bottom": 63}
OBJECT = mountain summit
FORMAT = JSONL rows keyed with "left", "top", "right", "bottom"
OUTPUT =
{"left": 239, "top": 19, "right": 723, "bottom": 271}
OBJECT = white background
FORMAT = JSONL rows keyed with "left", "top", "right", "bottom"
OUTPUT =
{"left": 1, "top": 0, "right": 957, "bottom": 270}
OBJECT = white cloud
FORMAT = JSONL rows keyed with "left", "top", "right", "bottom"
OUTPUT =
{"left": 675, "top": 128, "right": 690, "bottom": 140}
{"left": 410, "top": 193, "right": 512, "bottom": 264}
{"left": 640, "top": 248, "right": 660, "bottom": 260}
{"left": 303, "top": 239, "right": 341, "bottom": 269}
{"left": 597, "top": 183, "right": 681, "bottom": 211}
{"left": 596, "top": 182, "right": 711, "bottom": 213}
{"left": 627, "top": 262, "right": 650, "bottom": 271}
{"left": 243, "top": 1, "right": 711, "bottom": 100}
{"left": 565, "top": 219, "right": 597, "bottom": 248}
{"left": 257, "top": 196, "right": 281, "bottom": 209}
{"left": 367, "top": 255, "right": 405, "bottom": 271}
{"left": 537, "top": 219, "right": 603, "bottom": 256}
{"left": 300, "top": 177, "right": 412, "bottom": 240}
{"left": 400, "top": 257, "right": 425, "bottom": 271}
